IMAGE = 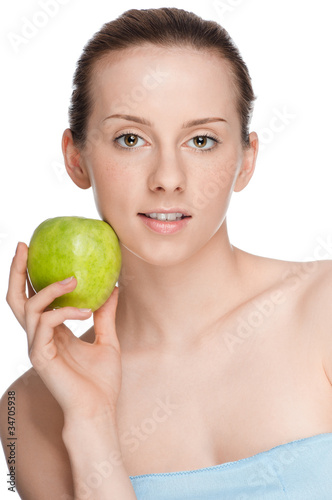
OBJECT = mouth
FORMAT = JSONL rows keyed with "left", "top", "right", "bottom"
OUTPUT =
{"left": 138, "top": 212, "right": 191, "bottom": 222}
{"left": 137, "top": 211, "right": 192, "bottom": 234}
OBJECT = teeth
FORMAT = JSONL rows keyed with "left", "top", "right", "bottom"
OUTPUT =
{"left": 146, "top": 212, "right": 184, "bottom": 221}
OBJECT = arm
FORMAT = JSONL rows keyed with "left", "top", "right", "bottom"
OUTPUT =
{"left": 315, "top": 262, "right": 332, "bottom": 386}
{"left": 4, "top": 242, "right": 138, "bottom": 500}
{"left": 299, "top": 259, "right": 332, "bottom": 386}
{"left": 0, "top": 373, "right": 75, "bottom": 500}
{"left": 62, "top": 414, "right": 137, "bottom": 500}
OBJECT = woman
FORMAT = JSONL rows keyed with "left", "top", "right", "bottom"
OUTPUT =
{"left": 1, "top": 7, "right": 332, "bottom": 500}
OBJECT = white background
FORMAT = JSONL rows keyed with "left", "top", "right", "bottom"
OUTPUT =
{"left": 1, "top": 0, "right": 331, "bottom": 498}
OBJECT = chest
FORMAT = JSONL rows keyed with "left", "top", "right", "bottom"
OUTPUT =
{"left": 115, "top": 297, "right": 332, "bottom": 476}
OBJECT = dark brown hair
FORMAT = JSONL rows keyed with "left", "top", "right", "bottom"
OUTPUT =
{"left": 68, "top": 7, "right": 256, "bottom": 149}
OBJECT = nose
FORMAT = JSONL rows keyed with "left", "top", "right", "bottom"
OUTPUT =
{"left": 147, "top": 148, "right": 186, "bottom": 193}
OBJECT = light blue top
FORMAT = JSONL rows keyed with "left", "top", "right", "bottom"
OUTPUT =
{"left": 129, "top": 432, "right": 332, "bottom": 499}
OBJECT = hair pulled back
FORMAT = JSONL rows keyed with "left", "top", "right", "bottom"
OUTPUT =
{"left": 68, "top": 8, "right": 255, "bottom": 149}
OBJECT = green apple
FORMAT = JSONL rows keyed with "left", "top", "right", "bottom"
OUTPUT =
{"left": 27, "top": 216, "right": 122, "bottom": 312}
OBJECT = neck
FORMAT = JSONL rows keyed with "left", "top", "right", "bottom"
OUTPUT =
{"left": 116, "top": 219, "right": 247, "bottom": 354}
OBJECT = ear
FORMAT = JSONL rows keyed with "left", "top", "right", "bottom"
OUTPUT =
{"left": 61, "top": 129, "right": 91, "bottom": 189}
{"left": 233, "top": 132, "right": 259, "bottom": 193}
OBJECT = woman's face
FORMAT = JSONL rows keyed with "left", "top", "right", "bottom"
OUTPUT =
{"left": 75, "top": 45, "right": 257, "bottom": 266}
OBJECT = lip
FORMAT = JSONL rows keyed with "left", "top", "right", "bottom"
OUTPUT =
{"left": 139, "top": 208, "right": 192, "bottom": 216}
{"left": 138, "top": 213, "right": 192, "bottom": 234}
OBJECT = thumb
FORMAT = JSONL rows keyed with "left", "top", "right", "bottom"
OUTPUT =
{"left": 93, "top": 286, "right": 120, "bottom": 348}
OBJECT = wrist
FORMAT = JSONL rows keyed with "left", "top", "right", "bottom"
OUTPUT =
{"left": 62, "top": 415, "right": 124, "bottom": 473}
{"left": 62, "top": 407, "right": 120, "bottom": 450}
{"left": 63, "top": 403, "right": 117, "bottom": 430}
{"left": 61, "top": 414, "right": 134, "bottom": 499}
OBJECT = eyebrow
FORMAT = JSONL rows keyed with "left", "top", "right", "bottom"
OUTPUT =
{"left": 102, "top": 114, "right": 227, "bottom": 128}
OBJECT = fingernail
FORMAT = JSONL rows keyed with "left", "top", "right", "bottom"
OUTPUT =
{"left": 78, "top": 308, "right": 91, "bottom": 313}
{"left": 59, "top": 276, "right": 74, "bottom": 285}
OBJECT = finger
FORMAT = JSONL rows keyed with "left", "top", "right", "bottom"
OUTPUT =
{"left": 25, "top": 277, "right": 78, "bottom": 346}
{"left": 93, "top": 286, "right": 120, "bottom": 349}
{"left": 6, "top": 242, "right": 29, "bottom": 329}
{"left": 29, "top": 307, "right": 92, "bottom": 367}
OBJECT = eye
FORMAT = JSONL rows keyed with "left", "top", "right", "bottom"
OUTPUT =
{"left": 115, "top": 133, "right": 146, "bottom": 149}
{"left": 187, "top": 135, "right": 220, "bottom": 151}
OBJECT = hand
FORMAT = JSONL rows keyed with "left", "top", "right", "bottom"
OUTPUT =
{"left": 6, "top": 242, "right": 122, "bottom": 422}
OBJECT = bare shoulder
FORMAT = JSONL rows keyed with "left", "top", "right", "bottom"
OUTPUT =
{"left": 235, "top": 246, "right": 327, "bottom": 298}
{"left": 293, "top": 258, "right": 332, "bottom": 385}
{"left": 236, "top": 247, "right": 331, "bottom": 318}
{"left": 0, "top": 326, "right": 95, "bottom": 500}
{"left": 0, "top": 370, "right": 73, "bottom": 500}
{"left": 265, "top": 255, "right": 332, "bottom": 315}
{"left": 246, "top": 250, "right": 332, "bottom": 384}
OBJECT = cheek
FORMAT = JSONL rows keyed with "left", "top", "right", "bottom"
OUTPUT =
{"left": 87, "top": 147, "right": 128, "bottom": 192}
{"left": 86, "top": 158, "right": 122, "bottom": 215}
{"left": 88, "top": 158, "right": 143, "bottom": 229}
{"left": 188, "top": 155, "right": 240, "bottom": 215}
{"left": 215, "top": 158, "right": 240, "bottom": 196}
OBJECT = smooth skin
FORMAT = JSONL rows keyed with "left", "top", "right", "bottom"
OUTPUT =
{"left": 1, "top": 44, "right": 332, "bottom": 499}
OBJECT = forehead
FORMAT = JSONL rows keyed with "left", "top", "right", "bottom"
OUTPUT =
{"left": 90, "top": 44, "right": 237, "bottom": 124}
